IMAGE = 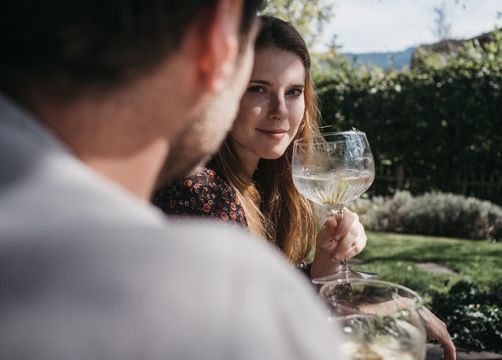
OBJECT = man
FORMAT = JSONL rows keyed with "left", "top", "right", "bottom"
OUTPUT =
{"left": 0, "top": 1, "right": 346, "bottom": 359}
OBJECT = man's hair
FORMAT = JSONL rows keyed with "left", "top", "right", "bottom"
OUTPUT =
{"left": 0, "top": 0, "right": 263, "bottom": 100}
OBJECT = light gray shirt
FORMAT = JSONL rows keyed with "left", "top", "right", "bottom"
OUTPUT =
{"left": 0, "top": 94, "right": 346, "bottom": 360}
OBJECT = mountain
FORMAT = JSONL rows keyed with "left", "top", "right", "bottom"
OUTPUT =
{"left": 340, "top": 47, "right": 415, "bottom": 70}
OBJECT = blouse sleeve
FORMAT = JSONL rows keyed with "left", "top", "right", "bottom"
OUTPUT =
{"left": 153, "top": 168, "right": 247, "bottom": 227}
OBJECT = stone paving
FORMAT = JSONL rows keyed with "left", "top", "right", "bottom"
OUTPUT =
{"left": 415, "top": 262, "right": 458, "bottom": 275}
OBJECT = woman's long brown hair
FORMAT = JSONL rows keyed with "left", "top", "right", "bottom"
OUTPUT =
{"left": 214, "top": 15, "right": 321, "bottom": 263}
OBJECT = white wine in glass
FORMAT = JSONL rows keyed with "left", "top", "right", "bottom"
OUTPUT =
{"left": 292, "top": 131, "right": 376, "bottom": 283}
{"left": 320, "top": 279, "right": 427, "bottom": 360}
{"left": 293, "top": 169, "right": 374, "bottom": 209}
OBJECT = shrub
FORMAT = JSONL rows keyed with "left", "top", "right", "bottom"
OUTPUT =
{"left": 431, "top": 281, "right": 502, "bottom": 352}
{"left": 350, "top": 191, "right": 502, "bottom": 240}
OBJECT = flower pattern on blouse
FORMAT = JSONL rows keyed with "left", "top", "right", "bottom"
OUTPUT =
{"left": 153, "top": 166, "right": 312, "bottom": 277}
{"left": 153, "top": 167, "right": 247, "bottom": 228}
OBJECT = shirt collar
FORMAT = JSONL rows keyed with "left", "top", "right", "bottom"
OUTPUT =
{"left": 0, "top": 92, "right": 73, "bottom": 155}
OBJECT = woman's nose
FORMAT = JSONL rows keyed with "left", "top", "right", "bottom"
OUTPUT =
{"left": 268, "top": 93, "right": 288, "bottom": 120}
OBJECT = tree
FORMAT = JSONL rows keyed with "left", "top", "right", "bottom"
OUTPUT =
{"left": 260, "top": 0, "right": 334, "bottom": 47}
{"left": 433, "top": 2, "right": 452, "bottom": 41}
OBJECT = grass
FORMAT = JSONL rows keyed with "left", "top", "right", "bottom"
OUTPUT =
{"left": 353, "top": 232, "right": 502, "bottom": 302}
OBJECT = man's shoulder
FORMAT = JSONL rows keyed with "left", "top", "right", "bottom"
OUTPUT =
{"left": 0, "top": 218, "right": 344, "bottom": 359}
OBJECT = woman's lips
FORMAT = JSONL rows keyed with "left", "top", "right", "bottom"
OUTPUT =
{"left": 256, "top": 128, "right": 288, "bottom": 140}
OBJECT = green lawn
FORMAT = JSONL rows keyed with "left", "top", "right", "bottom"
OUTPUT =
{"left": 353, "top": 232, "right": 502, "bottom": 302}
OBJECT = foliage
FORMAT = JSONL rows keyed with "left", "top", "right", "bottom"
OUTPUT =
{"left": 356, "top": 232, "right": 502, "bottom": 352}
{"left": 315, "top": 31, "right": 502, "bottom": 204}
{"left": 260, "top": 0, "right": 334, "bottom": 47}
{"left": 350, "top": 191, "right": 502, "bottom": 241}
{"left": 431, "top": 281, "right": 502, "bottom": 352}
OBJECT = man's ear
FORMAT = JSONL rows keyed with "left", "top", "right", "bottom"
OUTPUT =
{"left": 196, "top": 0, "right": 241, "bottom": 93}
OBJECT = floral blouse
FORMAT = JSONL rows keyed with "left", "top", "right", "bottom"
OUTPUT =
{"left": 153, "top": 167, "right": 247, "bottom": 228}
{"left": 153, "top": 166, "right": 312, "bottom": 277}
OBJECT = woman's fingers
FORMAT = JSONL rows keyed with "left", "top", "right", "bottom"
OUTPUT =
{"left": 333, "top": 225, "right": 366, "bottom": 260}
{"left": 420, "top": 307, "right": 456, "bottom": 360}
{"left": 316, "top": 209, "right": 367, "bottom": 260}
{"left": 331, "top": 211, "right": 366, "bottom": 260}
{"left": 316, "top": 216, "right": 339, "bottom": 251}
{"left": 333, "top": 209, "right": 356, "bottom": 241}
{"left": 312, "top": 210, "right": 367, "bottom": 278}
{"left": 343, "top": 239, "right": 364, "bottom": 260}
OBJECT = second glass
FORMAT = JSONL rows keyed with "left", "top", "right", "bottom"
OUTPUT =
{"left": 320, "top": 279, "right": 427, "bottom": 360}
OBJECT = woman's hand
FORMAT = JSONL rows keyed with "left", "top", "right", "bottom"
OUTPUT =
{"left": 419, "top": 307, "right": 456, "bottom": 360}
{"left": 359, "top": 299, "right": 456, "bottom": 360}
{"left": 310, "top": 209, "right": 367, "bottom": 278}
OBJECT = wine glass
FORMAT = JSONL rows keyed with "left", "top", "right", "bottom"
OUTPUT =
{"left": 292, "top": 131, "right": 376, "bottom": 284}
{"left": 320, "top": 279, "right": 427, "bottom": 360}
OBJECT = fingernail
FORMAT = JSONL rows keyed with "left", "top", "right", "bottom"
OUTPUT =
{"left": 335, "top": 234, "right": 341, "bottom": 241}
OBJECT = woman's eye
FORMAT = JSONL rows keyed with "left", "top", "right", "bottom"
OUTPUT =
{"left": 247, "top": 85, "right": 265, "bottom": 93}
{"left": 287, "top": 88, "right": 303, "bottom": 96}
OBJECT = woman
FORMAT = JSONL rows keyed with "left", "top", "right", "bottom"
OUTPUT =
{"left": 154, "top": 15, "right": 366, "bottom": 279}
{"left": 154, "top": 16, "right": 456, "bottom": 359}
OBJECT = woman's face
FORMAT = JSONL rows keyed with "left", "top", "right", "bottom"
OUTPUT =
{"left": 229, "top": 47, "right": 306, "bottom": 161}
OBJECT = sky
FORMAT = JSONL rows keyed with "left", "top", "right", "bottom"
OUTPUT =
{"left": 318, "top": 0, "right": 502, "bottom": 53}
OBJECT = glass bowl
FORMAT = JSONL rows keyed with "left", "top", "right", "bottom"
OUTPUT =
{"left": 320, "top": 279, "right": 427, "bottom": 360}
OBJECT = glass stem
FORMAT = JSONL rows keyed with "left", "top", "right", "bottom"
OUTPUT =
{"left": 339, "top": 259, "right": 350, "bottom": 273}
{"left": 329, "top": 207, "right": 350, "bottom": 272}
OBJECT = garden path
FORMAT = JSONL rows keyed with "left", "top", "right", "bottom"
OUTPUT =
{"left": 415, "top": 262, "right": 458, "bottom": 275}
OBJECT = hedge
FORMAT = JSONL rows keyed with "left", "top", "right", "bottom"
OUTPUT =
{"left": 315, "top": 32, "right": 502, "bottom": 204}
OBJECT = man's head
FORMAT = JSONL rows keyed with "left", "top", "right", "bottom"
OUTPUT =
{"left": 157, "top": 21, "right": 259, "bottom": 184}
{"left": 0, "top": 0, "right": 262, "bottom": 101}
{"left": 1, "top": 0, "right": 263, "bottom": 195}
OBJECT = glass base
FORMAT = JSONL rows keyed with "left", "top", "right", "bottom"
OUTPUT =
{"left": 312, "top": 264, "right": 377, "bottom": 285}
